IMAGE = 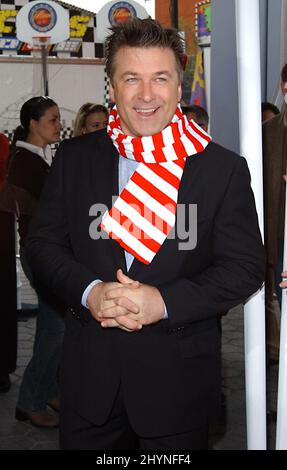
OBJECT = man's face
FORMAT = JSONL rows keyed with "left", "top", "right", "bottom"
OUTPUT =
{"left": 109, "top": 46, "right": 182, "bottom": 137}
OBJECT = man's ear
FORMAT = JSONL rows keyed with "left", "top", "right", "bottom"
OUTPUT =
{"left": 281, "top": 80, "right": 287, "bottom": 97}
{"left": 109, "top": 79, "right": 115, "bottom": 102}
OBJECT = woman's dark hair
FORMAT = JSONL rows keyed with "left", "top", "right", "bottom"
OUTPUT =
{"left": 105, "top": 18, "right": 185, "bottom": 81}
{"left": 261, "top": 102, "right": 280, "bottom": 116}
{"left": 14, "top": 96, "right": 57, "bottom": 143}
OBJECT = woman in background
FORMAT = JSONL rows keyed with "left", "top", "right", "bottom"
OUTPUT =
{"left": 0, "top": 133, "right": 17, "bottom": 394}
{"left": 8, "top": 96, "right": 65, "bottom": 428}
{"left": 73, "top": 103, "right": 108, "bottom": 136}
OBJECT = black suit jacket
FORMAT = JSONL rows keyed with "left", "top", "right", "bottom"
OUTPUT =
{"left": 26, "top": 129, "right": 265, "bottom": 437}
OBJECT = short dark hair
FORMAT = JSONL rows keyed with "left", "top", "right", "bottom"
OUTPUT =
{"left": 261, "top": 102, "right": 280, "bottom": 115}
{"left": 182, "top": 105, "right": 209, "bottom": 127}
{"left": 281, "top": 63, "right": 287, "bottom": 83}
{"left": 105, "top": 18, "right": 185, "bottom": 80}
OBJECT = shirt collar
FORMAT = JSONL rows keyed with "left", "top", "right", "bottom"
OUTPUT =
{"left": 16, "top": 140, "right": 50, "bottom": 164}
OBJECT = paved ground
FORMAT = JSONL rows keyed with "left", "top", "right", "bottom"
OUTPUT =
{"left": 0, "top": 268, "right": 278, "bottom": 450}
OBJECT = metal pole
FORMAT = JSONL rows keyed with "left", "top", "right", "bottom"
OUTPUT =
{"left": 170, "top": 0, "right": 178, "bottom": 29}
{"left": 275, "top": 0, "right": 287, "bottom": 451}
{"left": 235, "top": 0, "right": 266, "bottom": 449}
{"left": 41, "top": 44, "right": 49, "bottom": 96}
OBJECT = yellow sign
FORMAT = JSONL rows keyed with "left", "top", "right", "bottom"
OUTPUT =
{"left": 0, "top": 10, "right": 17, "bottom": 34}
{"left": 70, "top": 15, "right": 90, "bottom": 38}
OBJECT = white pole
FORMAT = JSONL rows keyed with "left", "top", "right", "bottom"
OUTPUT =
{"left": 276, "top": 187, "right": 287, "bottom": 449}
{"left": 235, "top": 0, "right": 266, "bottom": 449}
{"left": 275, "top": 0, "right": 287, "bottom": 450}
{"left": 203, "top": 47, "right": 211, "bottom": 118}
{"left": 280, "top": 0, "right": 287, "bottom": 67}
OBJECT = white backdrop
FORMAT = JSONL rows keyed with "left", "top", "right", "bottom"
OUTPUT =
{"left": 0, "top": 61, "right": 105, "bottom": 135}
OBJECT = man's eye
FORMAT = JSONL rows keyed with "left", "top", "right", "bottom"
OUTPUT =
{"left": 126, "top": 77, "right": 138, "bottom": 83}
{"left": 156, "top": 77, "right": 167, "bottom": 82}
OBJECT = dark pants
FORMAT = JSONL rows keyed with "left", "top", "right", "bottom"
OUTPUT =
{"left": 0, "top": 211, "right": 17, "bottom": 376}
{"left": 60, "top": 386, "right": 209, "bottom": 450}
{"left": 17, "top": 250, "right": 65, "bottom": 411}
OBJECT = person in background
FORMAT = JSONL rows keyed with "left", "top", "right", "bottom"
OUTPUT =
{"left": 262, "top": 102, "right": 280, "bottom": 123}
{"left": 263, "top": 64, "right": 287, "bottom": 361}
{"left": 182, "top": 104, "right": 209, "bottom": 132}
{"left": 0, "top": 133, "right": 17, "bottom": 394}
{"left": 26, "top": 19, "right": 264, "bottom": 450}
{"left": 73, "top": 103, "right": 109, "bottom": 137}
{"left": 7, "top": 96, "right": 65, "bottom": 428}
{"left": 0, "top": 133, "right": 10, "bottom": 190}
{"left": 280, "top": 271, "right": 287, "bottom": 288}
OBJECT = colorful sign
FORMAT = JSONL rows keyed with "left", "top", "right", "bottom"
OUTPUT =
{"left": 195, "top": 0, "right": 211, "bottom": 45}
{"left": 108, "top": 2, "right": 137, "bottom": 26}
{"left": 190, "top": 48, "right": 207, "bottom": 108}
{"left": 0, "top": 1, "right": 99, "bottom": 58}
{"left": 96, "top": 0, "right": 148, "bottom": 42}
{"left": 28, "top": 2, "right": 57, "bottom": 33}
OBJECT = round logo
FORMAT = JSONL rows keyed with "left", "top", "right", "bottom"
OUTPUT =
{"left": 28, "top": 3, "right": 57, "bottom": 33}
{"left": 108, "top": 2, "right": 137, "bottom": 26}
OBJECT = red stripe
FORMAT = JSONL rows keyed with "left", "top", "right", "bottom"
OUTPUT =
{"left": 171, "top": 123, "right": 191, "bottom": 159}
{"left": 103, "top": 226, "right": 150, "bottom": 264}
{"left": 116, "top": 133, "right": 127, "bottom": 157}
{"left": 174, "top": 158, "right": 186, "bottom": 170}
{"left": 152, "top": 147, "right": 166, "bottom": 162}
{"left": 146, "top": 162, "right": 182, "bottom": 189}
{"left": 131, "top": 137, "right": 145, "bottom": 161}
{"left": 189, "top": 119, "right": 211, "bottom": 143}
{"left": 151, "top": 132, "right": 166, "bottom": 162}
{"left": 120, "top": 189, "right": 172, "bottom": 235}
{"left": 131, "top": 171, "right": 176, "bottom": 209}
{"left": 105, "top": 207, "right": 161, "bottom": 253}
{"left": 152, "top": 131, "right": 165, "bottom": 149}
{"left": 182, "top": 118, "right": 203, "bottom": 153}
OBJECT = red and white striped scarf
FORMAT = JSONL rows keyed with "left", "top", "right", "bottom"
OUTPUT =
{"left": 101, "top": 105, "right": 211, "bottom": 265}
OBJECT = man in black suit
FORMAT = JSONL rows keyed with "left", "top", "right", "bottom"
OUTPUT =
{"left": 26, "top": 18, "right": 264, "bottom": 450}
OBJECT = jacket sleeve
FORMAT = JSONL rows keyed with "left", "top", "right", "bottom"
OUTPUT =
{"left": 25, "top": 142, "right": 97, "bottom": 308}
{"left": 158, "top": 156, "right": 265, "bottom": 327}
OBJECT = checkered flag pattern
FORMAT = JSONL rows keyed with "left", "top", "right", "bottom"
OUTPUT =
{"left": 104, "top": 68, "right": 110, "bottom": 110}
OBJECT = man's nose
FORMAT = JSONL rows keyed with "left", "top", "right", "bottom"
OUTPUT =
{"left": 139, "top": 81, "right": 154, "bottom": 102}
